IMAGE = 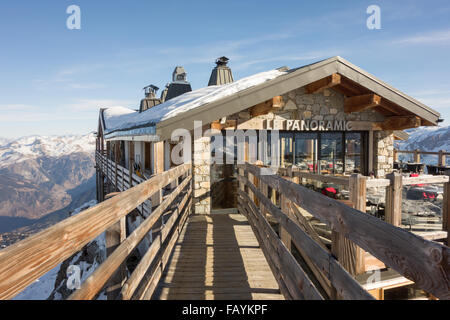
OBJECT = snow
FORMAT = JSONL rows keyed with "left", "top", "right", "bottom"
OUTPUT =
{"left": 12, "top": 262, "right": 62, "bottom": 300}
{"left": 12, "top": 200, "right": 106, "bottom": 300}
{"left": 103, "top": 69, "right": 287, "bottom": 138}
{"left": 0, "top": 133, "right": 95, "bottom": 168}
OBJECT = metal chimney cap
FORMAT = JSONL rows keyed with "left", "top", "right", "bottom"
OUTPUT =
{"left": 143, "top": 84, "right": 159, "bottom": 92}
{"left": 215, "top": 56, "right": 229, "bottom": 66}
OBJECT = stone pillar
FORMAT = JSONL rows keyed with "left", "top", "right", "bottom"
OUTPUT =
{"left": 374, "top": 131, "right": 394, "bottom": 178}
{"left": 193, "top": 134, "right": 211, "bottom": 214}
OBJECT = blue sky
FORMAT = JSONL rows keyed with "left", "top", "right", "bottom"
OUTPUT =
{"left": 0, "top": 0, "right": 450, "bottom": 138}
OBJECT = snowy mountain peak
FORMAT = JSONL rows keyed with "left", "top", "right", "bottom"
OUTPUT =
{"left": 0, "top": 133, "right": 95, "bottom": 168}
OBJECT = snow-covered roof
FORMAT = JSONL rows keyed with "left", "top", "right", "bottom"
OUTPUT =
{"left": 102, "top": 68, "right": 287, "bottom": 139}
{"left": 100, "top": 56, "right": 442, "bottom": 141}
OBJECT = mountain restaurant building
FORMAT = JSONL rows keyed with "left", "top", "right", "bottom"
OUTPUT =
{"left": 96, "top": 56, "right": 441, "bottom": 215}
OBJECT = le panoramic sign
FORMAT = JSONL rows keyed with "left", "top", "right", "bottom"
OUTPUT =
{"left": 264, "top": 119, "right": 353, "bottom": 131}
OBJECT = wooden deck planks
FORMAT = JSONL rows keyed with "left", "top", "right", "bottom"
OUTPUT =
{"left": 152, "top": 214, "right": 284, "bottom": 300}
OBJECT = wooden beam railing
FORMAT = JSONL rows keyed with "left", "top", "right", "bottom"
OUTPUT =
{"left": 238, "top": 165, "right": 374, "bottom": 300}
{"left": 0, "top": 163, "right": 192, "bottom": 300}
{"left": 239, "top": 163, "right": 450, "bottom": 300}
{"left": 394, "top": 149, "right": 450, "bottom": 167}
{"left": 96, "top": 151, "right": 152, "bottom": 216}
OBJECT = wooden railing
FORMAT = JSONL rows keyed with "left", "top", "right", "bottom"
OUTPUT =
{"left": 238, "top": 163, "right": 450, "bottom": 300}
{"left": 394, "top": 149, "right": 450, "bottom": 166}
{"left": 279, "top": 167, "right": 449, "bottom": 235}
{"left": 0, "top": 163, "right": 192, "bottom": 300}
{"left": 96, "top": 151, "right": 152, "bottom": 217}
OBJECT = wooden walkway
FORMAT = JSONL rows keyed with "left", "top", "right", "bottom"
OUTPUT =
{"left": 152, "top": 214, "right": 284, "bottom": 300}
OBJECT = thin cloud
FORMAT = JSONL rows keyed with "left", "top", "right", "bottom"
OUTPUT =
{"left": 392, "top": 29, "right": 450, "bottom": 45}
{"left": 0, "top": 104, "right": 37, "bottom": 111}
{"left": 65, "top": 99, "right": 135, "bottom": 111}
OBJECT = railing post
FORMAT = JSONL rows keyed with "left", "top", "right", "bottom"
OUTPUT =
{"left": 151, "top": 141, "right": 164, "bottom": 208}
{"left": 438, "top": 150, "right": 446, "bottom": 167}
{"left": 105, "top": 215, "right": 126, "bottom": 300}
{"left": 332, "top": 174, "right": 366, "bottom": 276}
{"left": 279, "top": 194, "right": 291, "bottom": 252}
{"left": 414, "top": 149, "right": 420, "bottom": 163}
{"left": 385, "top": 172, "right": 403, "bottom": 227}
{"left": 443, "top": 173, "right": 450, "bottom": 246}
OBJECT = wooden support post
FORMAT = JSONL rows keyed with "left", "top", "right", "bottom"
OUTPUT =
{"left": 385, "top": 172, "right": 403, "bottom": 227}
{"left": 443, "top": 174, "right": 450, "bottom": 246}
{"left": 279, "top": 195, "right": 291, "bottom": 251}
{"left": 128, "top": 141, "right": 134, "bottom": 189}
{"left": 105, "top": 215, "right": 126, "bottom": 300}
{"left": 414, "top": 149, "right": 421, "bottom": 163}
{"left": 393, "top": 149, "right": 398, "bottom": 163}
{"left": 260, "top": 181, "right": 268, "bottom": 219}
{"left": 115, "top": 143, "right": 119, "bottom": 191}
{"left": 438, "top": 150, "right": 446, "bottom": 167}
{"left": 332, "top": 174, "right": 366, "bottom": 276}
{"left": 151, "top": 141, "right": 164, "bottom": 208}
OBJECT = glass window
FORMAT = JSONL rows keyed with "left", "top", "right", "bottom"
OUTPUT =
{"left": 294, "top": 133, "right": 317, "bottom": 172}
{"left": 345, "top": 132, "right": 363, "bottom": 174}
{"left": 280, "top": 133, "right": 294, "bottom": 167}
{"left": 319, "top": 133, "right": 344, "bottom": 174}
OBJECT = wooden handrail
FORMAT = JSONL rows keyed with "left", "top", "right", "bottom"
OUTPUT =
{"left": 239, "top": 163, "right": 450, "bottom": 300}
{"left": 238, "top": 174, "right": 374, "bottom": 300}
{"left": 395, "top": 149, "right": 450, "bottom": 156}
{"left": 0, "top": 163, "right": 190, "bottom": 300}
{"left": 68, "top": 174, "right": 192, "bottom": 300}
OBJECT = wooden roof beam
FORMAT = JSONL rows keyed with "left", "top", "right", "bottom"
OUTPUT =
{"left": 305, "top": 73, "right": 341, "bottom": 94}
{"left": 381, "top": 116, "right": 421, "bottom": 130}
{"left": 344, "top": 94, "right": 381, "bottom": 113}
{"left": 249, "top": 96, "right": 283, "bottom": 117}
{"left": 378, "top": 98, "right": 403, "bottom": 115}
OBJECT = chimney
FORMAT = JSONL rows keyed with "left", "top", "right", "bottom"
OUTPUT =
{"left": 140, "top": 85, "right": 161, "bottom": 112}
{"left": 208, "top": 56, "right": 234, "bottom": 86}
{"left": 164, "top": 66, "right": 192, "bottom": 101}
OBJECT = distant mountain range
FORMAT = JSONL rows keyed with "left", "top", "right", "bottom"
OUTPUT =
{"left": 0, "top": 134, "right": 96, "bottom": 234}
{"left": 395, "top": 124, "right": 450, "bottom": 165}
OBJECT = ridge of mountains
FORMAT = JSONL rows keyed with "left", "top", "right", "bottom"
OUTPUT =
{"left": 0, "top": 133, "right": 96, "bottom": 236}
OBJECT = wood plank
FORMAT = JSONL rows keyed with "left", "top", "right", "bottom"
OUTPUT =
{"left": 240, "top": 163, "right": 450, "bottom": 300}
{"left": 402, "top": 175, "right": 449, "bottom": 186}
{"left": 153, "top": 213, "right": 284, "bottom": 300}
{"left": 444, "top": 177, "right": 450, "bottom": 246}
{"left": 120, "top": 189, "right": 192, "bottom": 300}
{"left": 0, "top": 164, "right": 190, "bottom": 300}
{"left": 105, "top": 215, "right": 127, "bottom": 300}
{"left": 305, "top": 74, "right": 341, "bottom": 94}
{"left": 292, "top": 171, "right": 349, "bottom": 186}
{"left": 238, "top": 179, "right": 373, "bottom": 300}
{"left": 381, "top": 116, "right": 421, "bottom": 130}
{"left": 385, "top": 172, "right": 403, "bottom": 227}
{"left": 140, "top": 198, "right": 192, "bottom": 300}
{"left": 68, "top": 174, "right": 192, "bottom": 300}
{"left": 344, "top": 94, "right": 381, "bottom": 113}
{"left": 239, "top": 194, "right": 319, "bottom": 300}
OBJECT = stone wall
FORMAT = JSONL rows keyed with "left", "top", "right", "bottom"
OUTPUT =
{"left": 230, "top": 86, "right": 393, "bottom": 177}
{"left": 374, "top": 131, "right": 395, "bottom": 177}
{"left": 193, "top": 135, "right": 211, "bottom": 214}
{"left": 192, "top": 86, "right": 396, "bottom": 214}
